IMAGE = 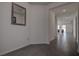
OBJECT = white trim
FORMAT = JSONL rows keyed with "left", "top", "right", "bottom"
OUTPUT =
{"left": 30, "top": 41, "right": 49, "bottom": 45}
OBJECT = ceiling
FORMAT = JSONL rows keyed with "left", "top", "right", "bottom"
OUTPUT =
{"left": 54, "top": 3, "right": 78, "bottom": 17}
{"left": 57, "top": 11, "right": 74, "bottom": 25}
{"left": 28, "top": 2, "right": 52, "bottom": 5}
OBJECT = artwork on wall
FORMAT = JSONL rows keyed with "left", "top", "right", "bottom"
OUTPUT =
{"left": 11, "top": 3, "right": 26, "bottom": 26}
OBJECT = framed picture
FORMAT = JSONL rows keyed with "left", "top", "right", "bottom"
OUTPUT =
{"left": 11, "top": 3, "right": 26, "bottom": 26}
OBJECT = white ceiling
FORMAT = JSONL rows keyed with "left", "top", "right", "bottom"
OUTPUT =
{"left": 57, "top": 13, "right": 74, "bottom": 25}
{"left": 28, "top": 2, "right": 52, "bottom": 5}
{"left": 54, "top": 3, "right": 78, "bottom": 16}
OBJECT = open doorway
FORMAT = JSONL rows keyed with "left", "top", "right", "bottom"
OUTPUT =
{"left": 49, "top": 3, "right": 78, "bottom": 55}
{"left": 55, "top": 5, "right": 77, "bottom": 55}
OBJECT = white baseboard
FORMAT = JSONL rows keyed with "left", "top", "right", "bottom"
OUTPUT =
{"left": 30, "top": 41, "right": 49, "bottom": 45}
{"left": 0, "top": 44, "right": 30, "bottom": 56}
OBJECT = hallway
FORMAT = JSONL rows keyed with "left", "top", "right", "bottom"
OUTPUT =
{"left": 50, "top": 33, "right": 76, "bottom": 56}
{"left": 58, "top": 32, "right": 76, "bottom": 55}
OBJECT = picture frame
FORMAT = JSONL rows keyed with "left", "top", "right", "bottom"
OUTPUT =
{"left": 11, "top": 3, "right": 26, "bottom": 26}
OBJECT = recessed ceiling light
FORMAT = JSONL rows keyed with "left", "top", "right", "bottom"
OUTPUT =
{"left": 62, "top": 9, "right": 66, "bottom": 13}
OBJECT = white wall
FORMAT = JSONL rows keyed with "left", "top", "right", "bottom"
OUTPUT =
{"left": 0, "top": 2, "right": 31, "bottom": 55}
{"left": 48, "top": 10, "right": 56, "bottom": 41}
{"left": 73, "top": 17, "right": 76, "bottom": 39}
{"left": 30, "top": 5, "right": 48, "bottom": 44}
{"left": 0, "top": 3, "right": 3, "bottom": 54}
{"left": 0, "top": 2, "right": 49, "bottom": 55}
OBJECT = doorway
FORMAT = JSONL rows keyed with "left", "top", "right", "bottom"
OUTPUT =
{"left": 56, "top": 12, "right": 76, "bottom": 54}
{"left": 49, "top": 3, "right": 78, "bottom": 55}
